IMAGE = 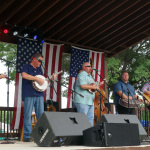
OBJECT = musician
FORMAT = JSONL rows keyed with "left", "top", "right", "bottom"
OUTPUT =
{"left": 74, "top": 62, "right": 99, "bottom": 126}
{"left": 114, "top": 71, "right": 141, "bottom": 114}
{"left": 0, "top": 73, "right": 7, "bottom": 79}
{"left": 72, "top": 69, "right": 83, "bottom": 108}
{"left": 141, "top": 82, "right": 150, "bottom": 110}
{"left": 22, "top": 53, "right": 57, "bottom": 142}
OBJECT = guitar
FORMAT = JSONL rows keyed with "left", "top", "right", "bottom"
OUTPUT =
{"left": 143, "top": 91, "right": 150, "bottom": 102}
{"left": 88, "top": 82, "right": 99, "bottom": 94}
{"left": 32, "top": 70, "right": 63, "bottom": 92}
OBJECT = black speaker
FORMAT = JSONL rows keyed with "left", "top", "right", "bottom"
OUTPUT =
{"left": 95, "top": 114, "right": 147, "bottom": 142}
{"left": 31, "top": 112, "right": 91, "bottom": 147}
{"left": 83, "top": 122, "right": 140, "bottom": 147}
{"left": 44, "top": 100, "right": 59, "bottom": 111}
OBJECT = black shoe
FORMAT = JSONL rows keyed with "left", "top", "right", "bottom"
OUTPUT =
{"left": 23, "top": 138, "right": 31, "bottom": 142}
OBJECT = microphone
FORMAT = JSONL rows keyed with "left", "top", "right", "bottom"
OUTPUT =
{"left": 37, "top": 58, "right": 43, "bottom": 63}
{"left": 91, "top": 68, "right": 98, "bottom": 71}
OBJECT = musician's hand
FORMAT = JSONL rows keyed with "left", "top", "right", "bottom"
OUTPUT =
{"left": 138, "top": 99, "right": 143, "bottom": 102}
{"left": 0, "top": 73, "right": 7, "bottom": 79}
{"left": 51, "top": 73, "right": 58, "bottom": 80}
{"left": 124, "top": 96, "right": 133, "bottom": 100}
{"left": 36, "top": 77, "right": 44, "bottom": 85}
{"left": 99, "top": 81, "right": 104, "bottom": 86}
{"left": 128, "top": 96, "right": 133, "bottom": 100}
{"left": 92, "top": 84, "right": 99, "bottom": 90}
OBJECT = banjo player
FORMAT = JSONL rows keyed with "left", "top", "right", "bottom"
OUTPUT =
{"left": 22, "top": 53, "right": 57, "bottom": 142}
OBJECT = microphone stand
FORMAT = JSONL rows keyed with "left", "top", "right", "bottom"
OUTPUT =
{"left": 54, "top": 80, "right": 84, "bottom": 108}
{"left": 40, "top": 62, "right": 59, "bottom": 112}
{"left": 0, "top": 58, "right": 15, "bottom": 144}
{"left": 94, "top": 70, "right": 110, "bottom": 113}
{"left": 125, "top": 84, "right": 141, "bottom": 113}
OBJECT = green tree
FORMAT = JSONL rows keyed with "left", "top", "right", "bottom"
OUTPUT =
{"left": 107, "top": 38, "right": 150, "bottom": 94}
{"left": 0, "top": 42, "right": 17, "bottom": 81}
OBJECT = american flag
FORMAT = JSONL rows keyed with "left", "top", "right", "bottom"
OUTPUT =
{"left": 67, "top": 46, "right": 104, "bottom": 108}
{"left": 11, "top": 37, "right": 63, "bottom": 129}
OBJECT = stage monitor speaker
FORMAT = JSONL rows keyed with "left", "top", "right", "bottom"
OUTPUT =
{"left": 83, "top": 122, "right": 140, "bottom": 147}
{"left": 95, "top": 114, "right": 147, "bottom": 142}
{"left": 31, "top": 112, "right": 91, "bottom": 147}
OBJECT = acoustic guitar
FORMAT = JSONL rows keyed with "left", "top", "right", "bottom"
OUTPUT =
{"left": 143, "top": 91, "right": 150, "bottom": 102}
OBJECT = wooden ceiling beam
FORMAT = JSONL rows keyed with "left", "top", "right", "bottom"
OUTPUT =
{"left": 0, "top": 0, "right": 15, "bottom": 14}
{"left": 9, "top": 0, "right": 45, "bottom": 25}
{"left": 108, "top": 34, "right": 150, "bottom": 57}
{"left": 78, "top": 0, "right": 148, "bottom": 45}
{"left": 95, "top": 12, "right": 150, "bottom": 48}
{"left": 2, "top": 0, "right": 30, "bottom": 23}
{"left": 34, "top": 0, "right": 74, "bottom": 29}
{"left": 47, "top": 0, "right": 102, "bottom": 38}
{"left": 104, "top": 22, "right": 150, "bottom": 50}
{"left": 65, "top": 0, "right": 129, "bottom": 42}
{"left": 43, "top": 0, "right": 88, "bottom": 34}
{"left": 25, "top": 0, "right": 60, "bottom": 27}
{"left": 56, "top": 0, "right": 115, "bottom": 40}
{"left": 44, "top": 37, "right": 110, "bottom": 53}
{"left": 109, "top": 27, "right": 150, "bottom": 52}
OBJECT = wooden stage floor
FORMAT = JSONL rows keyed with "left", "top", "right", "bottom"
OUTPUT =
{"left": 0, "top": 140, "right": 150, "bottom": 150}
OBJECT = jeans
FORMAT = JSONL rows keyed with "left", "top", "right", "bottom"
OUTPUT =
{"left": 23, "top": 96, "right": 44, "bottom": 139}
{"left": 74, "top": 103, "right": 94, "bottom": 126}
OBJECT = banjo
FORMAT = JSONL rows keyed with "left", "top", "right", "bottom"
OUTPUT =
{"left": 32, "top": 70, "right": 63, "bottom": 92}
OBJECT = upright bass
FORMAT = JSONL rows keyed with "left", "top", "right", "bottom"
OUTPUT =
{"left": 89, "top": 58, "right": 110, "bottom": 125}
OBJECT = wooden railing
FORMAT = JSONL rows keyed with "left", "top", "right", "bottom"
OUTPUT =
{"left": 136, "top": 107, "right": 150, "bottom": 135}
{"left": 0, "top": 107, "right": 20, "bottom": 139}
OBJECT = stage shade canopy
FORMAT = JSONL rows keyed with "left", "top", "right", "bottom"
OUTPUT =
{"left": 0, "top": 0, "right": 149, "bottom": 57}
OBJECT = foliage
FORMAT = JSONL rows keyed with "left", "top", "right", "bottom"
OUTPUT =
{"left": 0, "top": 42, "right": 17, "bottom": 82}
{"left": 0, "top": 111, "right": 12, "bottom": 124}
{"left": 107, "top": 38, "right": 150, "bottom": 95}
{"left": 61, "top": 53, "right": 70, "bottom": 97}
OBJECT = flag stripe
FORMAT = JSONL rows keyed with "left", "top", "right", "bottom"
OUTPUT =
{"left": 67, "top": 77, "right": 73, "bottom": 108}
{"left": 57, "top": 45, "right": 63, "bottom": 102}
{"left": 43, "top": 44, "right": 50, "bottom": 101}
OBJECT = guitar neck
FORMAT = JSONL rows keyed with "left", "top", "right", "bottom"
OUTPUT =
{"left": 49, "top": 70, "right": 63, "bottom": 79}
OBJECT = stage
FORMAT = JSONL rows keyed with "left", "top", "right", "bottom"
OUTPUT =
{"left": 1, "top": 140, "right": 150, "bottom": 150}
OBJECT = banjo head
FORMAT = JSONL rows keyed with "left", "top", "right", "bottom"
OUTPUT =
{"left": 32, "top": 75, "right": 48, "bottom": 92}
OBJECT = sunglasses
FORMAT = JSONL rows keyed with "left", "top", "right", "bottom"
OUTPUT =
{"left": 84, "top": 65, "right": 91, "bottom": 67}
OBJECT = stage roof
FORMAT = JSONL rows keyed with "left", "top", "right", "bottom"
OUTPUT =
{"left": 0, "top": 0, "right": 149, "bottom": 57}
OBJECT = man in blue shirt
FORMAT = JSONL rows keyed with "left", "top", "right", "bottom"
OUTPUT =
{"left": 22, "top": 53, "right": 57, "bottom": 142}
{"left": 74, "top": 62, "right": 99, "bottom": 126}
{"left": 114, "top": 71, "right": 140, "bottom": 114}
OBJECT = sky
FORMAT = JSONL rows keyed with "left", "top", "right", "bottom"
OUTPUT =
{"left": 0, "top": 60, "right": 15, "bottom": 107}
